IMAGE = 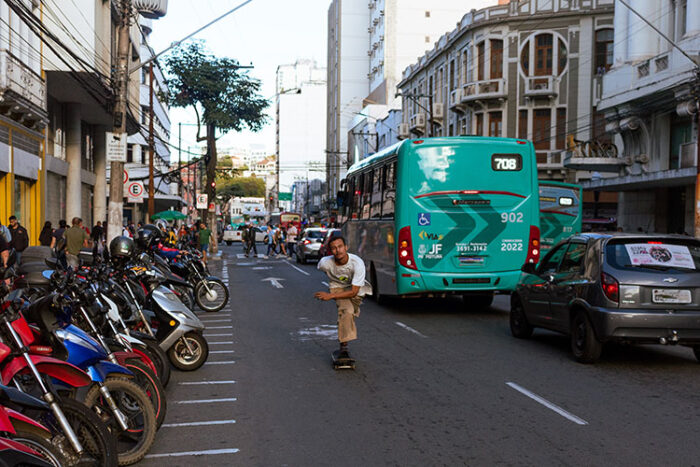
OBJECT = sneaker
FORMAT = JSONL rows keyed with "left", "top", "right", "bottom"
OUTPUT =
{"left": 263, "top": 255, "right": 269, "bottom": 259}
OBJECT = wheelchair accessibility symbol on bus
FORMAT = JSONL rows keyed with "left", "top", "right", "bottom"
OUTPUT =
{"left": 418, "top": 212, "right": 431, "bottom": 226}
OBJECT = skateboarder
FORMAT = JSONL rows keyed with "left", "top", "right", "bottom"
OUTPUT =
{"left": 314, "top": 235, "right": 371, "bottom": 362}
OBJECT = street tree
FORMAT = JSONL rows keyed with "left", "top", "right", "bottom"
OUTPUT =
{"left": 217, "top": 176, "right": 265, "bottom": 200}
{"left": 162, "top": 41, "right": 267, "bottom": 250}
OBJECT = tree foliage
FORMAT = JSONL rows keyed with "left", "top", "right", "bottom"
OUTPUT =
{"left": 161, "top": 41, "right": 268, "bottom": 138}
{"left": 217, "top": 177, "right": 265, "bottom": 199}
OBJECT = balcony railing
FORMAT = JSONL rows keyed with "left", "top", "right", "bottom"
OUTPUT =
{"left": 461, "top": 78, "right": 506, "bottom": 104}
{"left": 0, "top": 50, "right": 46, "bottom": 111}
{"left": 535, "top": 150, "right": 564, "bottom": 169}
{"left": 449, "top": 88, "right": 465, "bottom": 113}
{"left": 524, "top": 76, "right": 558, "bottom": 97}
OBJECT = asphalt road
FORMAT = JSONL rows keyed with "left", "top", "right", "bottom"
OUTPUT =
{"left": 138, "top": 242, "right": 700, "bottom": 466}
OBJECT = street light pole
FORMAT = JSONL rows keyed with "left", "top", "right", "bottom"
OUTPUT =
{"left": 148, "top": 62, "right": 155, "bottom": 220}
{"left": 107, "top": 0, "right": 132, "bottom": 243}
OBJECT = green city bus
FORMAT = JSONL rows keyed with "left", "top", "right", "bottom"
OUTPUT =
{"left": 538, "top": 181, "right": 583, "bottom": 253}
{"left": 339, "top": 136, "right": 540, "bottom": 307}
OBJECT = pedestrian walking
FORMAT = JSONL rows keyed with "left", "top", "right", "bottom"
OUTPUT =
{"left": 287, "top": 223, "right": 298, "bottom": 258}
{"left": 245, "top": 224, "right": 258, "bottom": 257}
{"left": 314, "top": 236, "right": 372, "bottom": 360}
{"left": 64, "top": 217, "right": 89, "bottom": 270}
{"left": 276, "top": 227, "right": 287, "bottom": 257}
{"left": 39, "top": 221, "right": 53, "bottom": 246}
{"left": 50, "top": 220, "right": 67, "bottom": 248}
{"left": 197, "top": 221, "right": 212, "bottom": 263}
{"left": 265, "top": 225, "right": 277, "bottom": 258}
{"left": 91, "top": 221, "right": 104, "bottom": 257}
{"left": 8, "top": 216, "right": 28, "bottom": 264}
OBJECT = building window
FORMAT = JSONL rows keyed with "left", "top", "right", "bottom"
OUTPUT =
{"left": 669, "top": 115, "right": 692, "bottom": 169}
{"left": 518, "top": 110, "right": 528, "bottom": 140}
{"left": 475, "top": 113, "right": 484, "bottom": 136}
{"left": 425, "top": 10, "right": 430, "bottom": 17}
{"left": 533, "top": 109, "right": 551, "bottom": 150}
{"left": 127, "top": 144, "right": 133, "bottom": 163}
{"left": 595, "top": 29, "right": 614, "bottom": 73}
{"left": 425, "top": 36, "right": 430, "bottom": 43}
{"left": 489, "top": 111, "right": 502, "bottom": 137}
{"left": 449, "top": 59, "right": 455, "bottom": 90}
{"left": 556, "top": 108, "right": 566, "bottom": 150}
{"left": 476, "top": 42, "right": 485, "bottom": 81}
{"left": 535, "top": 34, "right": 553, "bottom": 76}
{"left": 558, "top": 38, "right": 567, "bottom": 74}
{"left": 490, "top": 39, "right": 503, "bottom": 79}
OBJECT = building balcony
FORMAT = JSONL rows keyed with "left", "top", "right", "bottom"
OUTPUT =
{"left": 535, "top": 150, "right": 566, "bottom": 170}
{"left": 562, "top": 137, "right": 626, "bottom": 173}
{"left": 523, "top": 76, "right": 558, "bottom": 98}
{"left": 0, "top": 49, "right": 47, "bottom": 127}
{"left": 449, "top": 88, "right": 465, "bottom": 113}
{"left": 409, "top": 112, "right": 426, "bottom": 134}
{"left": 461, "top": 78, "right": 506, "bottom": 104}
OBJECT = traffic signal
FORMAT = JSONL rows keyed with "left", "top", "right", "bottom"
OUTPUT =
{"left": 210, "top": 180, "right": 216, "bottom": 189}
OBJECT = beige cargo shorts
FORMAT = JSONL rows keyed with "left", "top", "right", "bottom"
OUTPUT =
{"left": 330, "top": 287, "right": 363, "bottom": 343}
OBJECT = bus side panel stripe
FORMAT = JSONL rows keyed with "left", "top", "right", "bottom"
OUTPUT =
{"left": 414, "top": 190, "right": 525, "bottom": 199}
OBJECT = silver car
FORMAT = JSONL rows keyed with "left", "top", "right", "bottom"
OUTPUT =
{"left": 511, "top": 233, "right": 700, "bottom": 363}
{"left": 296, "top": 228, "right": 327, "bottom": 264}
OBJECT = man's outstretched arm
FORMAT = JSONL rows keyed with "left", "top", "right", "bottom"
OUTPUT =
{"left": 314, "top": 285, "right": 360, "bottom": 301}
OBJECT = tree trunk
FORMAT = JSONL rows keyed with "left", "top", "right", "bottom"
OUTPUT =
{"left": 206, "top": 123, "right": 218, "bottom": 254}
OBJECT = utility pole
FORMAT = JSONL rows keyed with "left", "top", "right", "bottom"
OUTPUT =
{"left": 695, "top": 96, "right": 700, "bottom": 238}
{"left": 148, "top": 62, "right": 155, "bottom": 220}
{"left": 107, "top": 0, "right": 132, "bottom": 243}
{"left": 178, "top": 123, "right": 182, "bottom": 209}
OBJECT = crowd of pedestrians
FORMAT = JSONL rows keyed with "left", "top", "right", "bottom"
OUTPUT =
{"left": 242, "top": 222, "right": 298, "bottom": 260}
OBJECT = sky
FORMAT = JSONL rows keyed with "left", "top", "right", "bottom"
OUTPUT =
{"left": 147, "top": 0, "right": 329, "bottom": 161}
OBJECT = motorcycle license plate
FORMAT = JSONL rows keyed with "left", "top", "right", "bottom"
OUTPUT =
{"left": 652, "top": 289, "right": 692, "bottom": 304}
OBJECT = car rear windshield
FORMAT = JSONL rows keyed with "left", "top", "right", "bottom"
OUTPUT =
{"left": 605, "top": 239, "right": 700, "bottom": 272}
{"left": 306, "top": 230, "right": 326, "bottom": 239}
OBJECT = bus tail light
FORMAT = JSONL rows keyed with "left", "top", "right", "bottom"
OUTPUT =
{"left": 601, "top": 272, "right": 619, "bottom": 303}
{"left": 525, "top": 226, "right": 540, "bottom": 264}
{"left": 398, "top": 226, "right": 417, "bottom": 270}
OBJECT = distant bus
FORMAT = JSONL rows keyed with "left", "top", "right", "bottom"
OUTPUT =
{"left": 339, "top": 136, "right": 540, "bottom": 308}
{"left": 539, "top": 181, "right": 583, "bottom": 252}
{"left": 271, "top": 211, "right": 301, "bottom": 229}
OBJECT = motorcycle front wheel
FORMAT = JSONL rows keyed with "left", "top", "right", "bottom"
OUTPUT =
{"left": 168, "top": 332, "right": 209, "bottom": 371}
{"left": 194, "top": 279, "right": 229, "bottom": 312}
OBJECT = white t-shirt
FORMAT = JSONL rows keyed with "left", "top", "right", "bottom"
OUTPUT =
{"left": 287, "top": 226, "right": 298, "bottom": 243}
{"left": 317, "top": 253, "right": 372, "bottom": 296}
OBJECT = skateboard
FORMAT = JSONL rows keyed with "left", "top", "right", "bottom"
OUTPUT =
{"left": 331, "top": 350, "right": 355, "bottom": 370}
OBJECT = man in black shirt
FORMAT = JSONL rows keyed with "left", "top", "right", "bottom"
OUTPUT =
{"left": 8, "top": 216, "right": 28, "bottom": 264}
{"left": 51, "top": 220, "right": 67, "bottom": 248}
{"left": 0, "top": 234, "right": 9, "bottom": 268}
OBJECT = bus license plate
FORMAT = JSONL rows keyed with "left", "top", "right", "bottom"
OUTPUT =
{"left": 459, "top": 256, "right": 484, "bottom": 265}
{"left": 652, "top": 289, "right": 691, "bottom": 304}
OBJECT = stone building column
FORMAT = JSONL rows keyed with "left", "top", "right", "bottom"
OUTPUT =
{"left": 613, "top": 0, "right": 628, "bottom": 65}
{"left": 686, "top": 0, "right": 700, "bottom": 37}
{"left": 93, "top": 125, "right": 108, "bottom": 224}
{"left": 65, "top": 103, "right": 82, "bottom": 222}
{"left": 627, "top": 0, "right": 658, "bottom": 61}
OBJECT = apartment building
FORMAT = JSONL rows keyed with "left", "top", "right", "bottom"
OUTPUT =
{"left": 580, "top": 0, "right": 700, "bottom": 234}
{"left": 397, "top": 0, "right": 614, "bottom": 182}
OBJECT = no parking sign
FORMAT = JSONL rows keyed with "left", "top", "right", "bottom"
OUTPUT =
{"left": 127, "top": 181, "right": 144, "bottom": 203}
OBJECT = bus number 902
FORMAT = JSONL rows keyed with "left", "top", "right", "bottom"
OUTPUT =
{"left": 501, "top": 212, "right": 523, "bottom": 223}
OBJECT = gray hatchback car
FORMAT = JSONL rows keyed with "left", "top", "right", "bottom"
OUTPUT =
{"left": 511, "top": 233, "right": 700, "bottom": 363}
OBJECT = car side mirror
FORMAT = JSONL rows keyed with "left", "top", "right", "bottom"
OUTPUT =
{"left": 521, "top": 263, "right": 536, "bottom": 274}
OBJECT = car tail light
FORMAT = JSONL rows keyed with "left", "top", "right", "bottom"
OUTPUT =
{"left": 601, "top": 272, "right": 619, "bottom": 303}
{"left": 303, "top": 239, "right": 311, "bottom": 245}
{"left": 398, "top": 226, "right": 417, "bottom": 270}
{"left": 525, "top": 226, "right": 540, "bottom": 264}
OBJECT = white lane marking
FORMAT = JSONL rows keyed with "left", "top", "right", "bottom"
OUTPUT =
{"left": 145, "top": 448, "right": 239, "bottom": 459}
{"left": 204, "top": 361, "right": 236, "bottom": 365}
{"left": 176, "top": 397, "right": 237, "bottom": 404}
{"left": 285, "top": 260, "right": 310, "bottom": 276}
{"left": 209, "top": 341, "right": 234, "bottom": 345}
{"left": 205, "top": 326, "right": 233, "bottom": 329}
{"left": 252, "top": 266, "right": 272, "bottom": 270}
{"left": 395, "top": 321, "right": 428, "bottom": 338}
{"left": 199, "top": 313, "right": 231, "bottom": 318}
{"left": 506, "top": 382, "right": 588, "bottom": 426}
{"left": 203, "top": 333, "right": 232, "bottom": 337}
{"left": 178, "top": 380, "right": 236, "bottom": 386}
{"left": 236, "top": 253, "right": 245, "bottom": 259}
{"left": 161, "top": 419, "right": 237, "bottom": 428}
{"left": 322, "top": 281, "right": 329, "bottom": 287}
{"left": 210, "top": 350, "right": 235, "bottom": 354}
{"left": 236, "top": 262, "right": 255, "bottom": 266}
{"left": 261, "top": 277, "right": 284, "bottom": 288}
{"left": 198, "top": 319, "right": 230, "bottom": 323}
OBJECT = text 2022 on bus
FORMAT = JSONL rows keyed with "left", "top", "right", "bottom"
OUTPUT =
{"left": 339, "top": 136, "right": 540, "bottom": 308}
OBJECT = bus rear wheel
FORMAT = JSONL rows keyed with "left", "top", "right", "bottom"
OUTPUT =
{"left": 463, "top": 293, "right": 493, "bottom": 311}
{"left": 370, "top": 265, "right": 386, "bottom": 306}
